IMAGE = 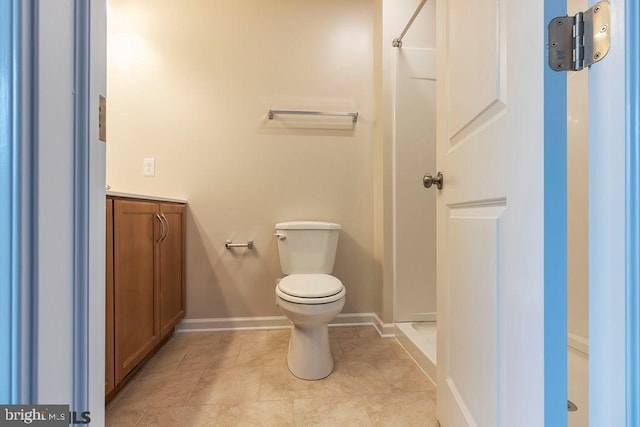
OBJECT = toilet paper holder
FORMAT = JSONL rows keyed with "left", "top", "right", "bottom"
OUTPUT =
{"left": 225, "top": 240, "right": 254, "bottom": 250}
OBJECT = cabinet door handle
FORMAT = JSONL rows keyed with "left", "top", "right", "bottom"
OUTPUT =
{"left": 160, "top": 214, "right": 169, "bottom": 242}
{"left": 155, "top": 214, "right": 166, "bottom": 243}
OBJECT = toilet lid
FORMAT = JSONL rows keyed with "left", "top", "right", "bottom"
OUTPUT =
{"left": 278, "top": 274, "right": 343, "bottom": 298}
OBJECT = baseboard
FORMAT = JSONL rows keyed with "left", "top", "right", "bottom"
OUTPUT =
{"left": 568, "top": 333, "right": 589, "bottom": 355}
{"left": 177, "top": 312, "right": 397, "bottom": 338}
{"left": 329, "top": 313, "right": 396, "bottom": 337}
{"left": 177, "top": 316, "right": 291, "bottom": 332}
{"left": 371, "top": 313, "right": 397, "bottom": 337}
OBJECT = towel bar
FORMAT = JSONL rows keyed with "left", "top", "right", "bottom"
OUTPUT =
{"left": 268, "top": 109, "right": 358, "bottom": 123}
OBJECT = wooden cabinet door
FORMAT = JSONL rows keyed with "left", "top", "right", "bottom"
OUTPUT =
{"left": 114, "top": 199, "right": 160, "bottom": 383}
{"left": 105, "top": 199, "right": 115, "bottom": 395}
{"left": 158, "top": 203, "right": 186, "bottom": 338}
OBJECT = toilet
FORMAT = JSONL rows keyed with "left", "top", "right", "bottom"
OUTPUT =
{"left": 274, "top": 221, "right": 346, "bottom": 380}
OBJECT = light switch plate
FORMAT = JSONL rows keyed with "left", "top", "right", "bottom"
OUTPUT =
{"left": 143, "top": 158, "right": 155, "bottom": 176}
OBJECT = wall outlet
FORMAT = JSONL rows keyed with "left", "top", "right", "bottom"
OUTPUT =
{"left": 143, "top": 157, "right": 155, "bottom": 177}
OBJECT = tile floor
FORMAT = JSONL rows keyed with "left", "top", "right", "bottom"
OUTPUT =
{"left": 568, "top": 347, "right": 588, "bottom": 427}
{"left": 106, "top": 326, "right": 438, "bottom": 426}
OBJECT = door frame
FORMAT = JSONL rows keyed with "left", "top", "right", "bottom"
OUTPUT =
{"left": 0, "top": 1, "right": 106, "bottom": 422}
{"left": 0, "top": 0, "right": 37, "bottom": 404}
{"left": 623, "top": 1, "right": 639, "bottom": 423}
{"left": 588, "top": 0, "right": 638, "bottom": 425}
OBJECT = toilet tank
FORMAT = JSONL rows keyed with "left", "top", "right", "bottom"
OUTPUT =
{"left": 275, "top": 221, "right": 341, "bottom": 274}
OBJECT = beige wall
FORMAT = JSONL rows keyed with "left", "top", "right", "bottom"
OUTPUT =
{"left": 373, "top": 0, "right": 385, "bottom": 322}
{"left": 567, "top": 0, "right": 589, "bottom": 349}
{"left": 107, "top": 0, "right": 380, "bottom": 319}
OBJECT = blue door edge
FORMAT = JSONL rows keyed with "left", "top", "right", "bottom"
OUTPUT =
{"left": 625, "top": 0, "right": 640, "bottom": 424}
{"left": 543, "top": 1, "right": 568, "bottom": 426}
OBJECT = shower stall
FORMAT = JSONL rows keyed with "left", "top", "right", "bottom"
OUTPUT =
{"left": 388, "top": 4, "right": 588, "bottom": 424}
{"left": 385, "top": 0, "right": 438, "bottom": 382}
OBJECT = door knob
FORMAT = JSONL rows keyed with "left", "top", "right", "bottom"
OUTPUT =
{"left": 423, "top": 172, "right": 444, "bottom": 190}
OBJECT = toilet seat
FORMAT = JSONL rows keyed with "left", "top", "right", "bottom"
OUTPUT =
{"left": 276, "top": 274, "right": 345, "bottom": 304}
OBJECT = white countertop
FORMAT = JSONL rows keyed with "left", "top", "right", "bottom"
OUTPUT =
{"left": 106, "top": 191, "right": 187, "bottom": 204}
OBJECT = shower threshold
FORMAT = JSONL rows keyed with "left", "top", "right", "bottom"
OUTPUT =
{"left": 395, "top": 321, "right": 437, "bottom": 384}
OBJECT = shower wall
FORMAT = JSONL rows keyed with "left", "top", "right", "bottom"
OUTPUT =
{"left": 394, "top": 48, "right": 437, "bottom": 321}
{"left": 380, "top": 0, "right": 437, "bottom": 322}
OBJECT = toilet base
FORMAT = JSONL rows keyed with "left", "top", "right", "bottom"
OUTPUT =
{"left": 275, "top": 291, "right": 344, "bottom": 381}
{"left": 287, "top": 324, "right": 333, "bottom": 380}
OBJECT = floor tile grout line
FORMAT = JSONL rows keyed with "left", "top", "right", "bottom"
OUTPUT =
{"left": 336, "top": 336, "right": 348, "bottom": 362}
{"left": 232, "top": 341, "right": 245, "bottom": 367}
{"left": 107, "top": 370, "right": 145, "bottom": 412}
{"left": 172, "top": 345, "right": 189, "bottom": 369}
{"left": 182, "top": 366, "right": 207, "bottom": 408}
{"left": 132, "top": 408, "right": 147, "bottom": 426}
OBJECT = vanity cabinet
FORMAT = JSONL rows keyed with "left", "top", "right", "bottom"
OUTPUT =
{"left": 105, "top": 199, "right": 115, "bottom": 395}
{"left": 105, "top": 196, "right": 186, "bottom": 392}
{"left": 157, "top": 203, "right": 186, "bottom": 338}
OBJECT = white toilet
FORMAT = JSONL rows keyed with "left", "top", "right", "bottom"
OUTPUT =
{"left": 274, "top": 221, "right": 346, "bottom": 380}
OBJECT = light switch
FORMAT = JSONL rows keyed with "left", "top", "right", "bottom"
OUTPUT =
{"left": 143, "top": 158, "right": 155, "bottom": 176}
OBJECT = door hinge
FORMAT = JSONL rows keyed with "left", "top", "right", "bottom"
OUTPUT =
{"left": 548, "top": 0, "right": 610, "bottom": 72}
{"left": 99, "top": 95, "right": 107, "bottom": 142}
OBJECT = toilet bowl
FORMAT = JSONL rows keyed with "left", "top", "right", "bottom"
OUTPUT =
{"left": 274, "top": 221, "right": 345, "bottom": 380}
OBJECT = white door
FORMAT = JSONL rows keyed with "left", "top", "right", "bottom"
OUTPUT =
{"left": 435, "top": 0, "right": 555, "bottom": 425}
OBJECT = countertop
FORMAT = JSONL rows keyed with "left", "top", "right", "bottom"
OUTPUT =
{"left": 106, "top": 191, "right": 187, "bottom": 204}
